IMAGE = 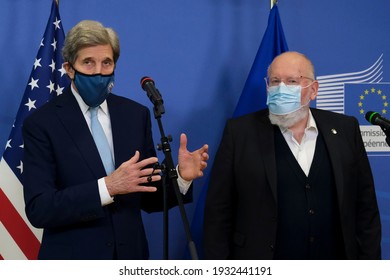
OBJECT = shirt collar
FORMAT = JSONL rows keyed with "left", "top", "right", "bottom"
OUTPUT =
{"left": 71, "top": 85, "right": 109, "bottom": 116}
{"left": 307, "top": 110, "right": 318, "bottom": 132}
{"left": 279, "top": 109, "right": 318, "bottom": 135}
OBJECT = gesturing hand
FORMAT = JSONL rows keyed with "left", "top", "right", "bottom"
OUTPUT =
{"left": 105, "top": 151, "right": 162, "bottom": 196}
{"left": 177, "top": 133, "right": 209, "bottom": 181}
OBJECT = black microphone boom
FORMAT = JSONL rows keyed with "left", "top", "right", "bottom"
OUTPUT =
{"left": 365, "top": 111, "right": 390, "bottom": 131}
{"left": 139, "top": 76, "right": 199, "bottom": 259}
{"left": 140, "top": 76, "right": 165, "bottom": 118}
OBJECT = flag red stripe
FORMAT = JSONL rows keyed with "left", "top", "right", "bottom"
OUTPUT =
{"left": 0, "top": 187, "right": 40, "bottom": 259}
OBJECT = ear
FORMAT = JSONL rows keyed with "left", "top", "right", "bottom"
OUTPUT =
{"left": 63, "top": 62, "right": 75, "bottom": 80}
{"left": 309, "top": 80, "right": 319, "bottom": 100}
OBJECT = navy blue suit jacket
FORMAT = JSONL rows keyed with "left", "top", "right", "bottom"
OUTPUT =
{"left": 22, "top": 88, "right": 190, "bottom": 259}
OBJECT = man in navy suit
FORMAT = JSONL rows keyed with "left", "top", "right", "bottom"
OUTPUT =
{"left": 22, "top": 20, "right": 209, "bottom": 260}
{"left": 204, "top": 51, "right": 381, "bottom": 259}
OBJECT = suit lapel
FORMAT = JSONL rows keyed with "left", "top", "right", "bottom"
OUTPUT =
{"left": 255, "top": 112, "right": 278, "bottom": 202}
{"left": 107, "top": 95, "right": 129, "bottom": 168}
{"left": 311, "top": 109, "right": 344, "bottom": 205}
{"left": 55, "top": 89, "right": 106, "bottom": 178}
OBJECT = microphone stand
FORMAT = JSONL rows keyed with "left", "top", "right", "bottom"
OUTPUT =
{"left": 381, "top": 126, "right": 390, "bottom": 146}
{"left": 151, "top": 98, "right": 199, "bottom": 260}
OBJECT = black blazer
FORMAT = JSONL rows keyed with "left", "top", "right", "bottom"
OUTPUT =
{"left": 23, "top": 87, "right": 191, "bottom": 259}
{"left": 204, "top": 108, "right": 381, "bottom": 259}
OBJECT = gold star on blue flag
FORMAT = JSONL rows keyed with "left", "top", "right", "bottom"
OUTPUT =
{"left": 344, "top": 83, "right": 390, "bottom": 125}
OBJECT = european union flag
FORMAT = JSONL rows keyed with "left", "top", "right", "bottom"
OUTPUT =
{"left": 344, "top": 83, "right": 390, "bottom": 125}
{"left": 233, "top": 5, "right": 288, "bottom": 117}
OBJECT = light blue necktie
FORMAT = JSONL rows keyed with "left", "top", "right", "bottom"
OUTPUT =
{"left": 89, "top": 107, "right": 115, "bottom": 175}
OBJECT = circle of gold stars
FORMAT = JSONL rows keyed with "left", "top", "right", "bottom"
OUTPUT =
{"left": 358, "top": 87, "right": 388, "bottom": 115}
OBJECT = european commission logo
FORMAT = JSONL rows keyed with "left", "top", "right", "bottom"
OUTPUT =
{"left": 344, "top": 83, "right": 390, "bottom": 125}
{"left": 345, "top": 83, "right": 390, "bottom": 153}
{"left": 316, "top": 54, "right": 390, "bottom": 153}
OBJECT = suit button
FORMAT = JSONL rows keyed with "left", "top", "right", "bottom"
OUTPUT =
{"left": 269, "top": 244, "right": 274, "bottom": 251}
{"left": 309, "top": 209, "right": 315, "bottom": 215}
{"left": 106, "top": 241, "right": 113, "bottom": 247}
{"left": 305, "top": 184, "right": 311, "bottom": 189}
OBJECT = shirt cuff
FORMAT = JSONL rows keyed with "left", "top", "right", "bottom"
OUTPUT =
{"left": 98, "top": 177, "right": 114, "bottom": 206}
{"left": 176, "top": 165, "right": 192, "bottom": 195}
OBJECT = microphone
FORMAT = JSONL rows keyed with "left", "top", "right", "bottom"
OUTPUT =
{"left": 140, "top": 76, "right": 165, "bottom": 117}
{"left": 365, "top": 111, "right": 390, "bottom": 131}
{"left": 140, "top": 76, "right": 164, "bottom": 106}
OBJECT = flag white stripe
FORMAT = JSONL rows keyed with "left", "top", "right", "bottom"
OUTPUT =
{"left": 317, "top": 95, "right": 344, "bottom": 100}
{"left": 317, "top": 107, "right": 344, "bottom": 112}
{"left": 0, "top": 222, "right": 27, "bottom": 260}
{"left": 316, "top": 102, "right": 345, "bottom": 106}
{"left": 0, "top": 158, "right": 42, "bottom": 240}
{"left": 318, "top": 85, "right": 344, "bottom": 91}
{"left": 317, "top": 90, "right": 344, "bottom": 95}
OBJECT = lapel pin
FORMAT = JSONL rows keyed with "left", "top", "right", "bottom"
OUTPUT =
{"left": 331, "top": 128, "right": 337, "bottom": 135}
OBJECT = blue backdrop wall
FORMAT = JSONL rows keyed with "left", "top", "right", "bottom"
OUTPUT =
{"left": 1, "top": 0, "right": 389, "bottom": 259}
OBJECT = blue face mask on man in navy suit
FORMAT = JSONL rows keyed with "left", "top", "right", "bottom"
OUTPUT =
{"left": 73, "top": 68, "right": 115, "bottom": 107}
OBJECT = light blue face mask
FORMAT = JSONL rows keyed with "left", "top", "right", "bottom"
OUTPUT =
{"left": 266, "top": 83, "right": 303, "bottom": 115}
{"left": 74, "top": 69, "right": 115, "bottom": 108}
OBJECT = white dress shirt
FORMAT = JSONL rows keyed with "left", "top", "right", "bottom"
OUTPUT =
{"left": 71, "top": 87, "right": 191, "bottom": 206}
{"left": 279, "top": 111, "right": 319, "bottom": 176}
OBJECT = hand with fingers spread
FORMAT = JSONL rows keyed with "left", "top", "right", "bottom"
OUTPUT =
{"left": 177, "top": 133, "right": 209, "bottom": 181}
{"left": 104, "top": 151, "right": 162, "bottom": 196}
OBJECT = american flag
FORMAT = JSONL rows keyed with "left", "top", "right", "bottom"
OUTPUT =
{"left": 0, "top": 0, "right": 69, "bottom": 260}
